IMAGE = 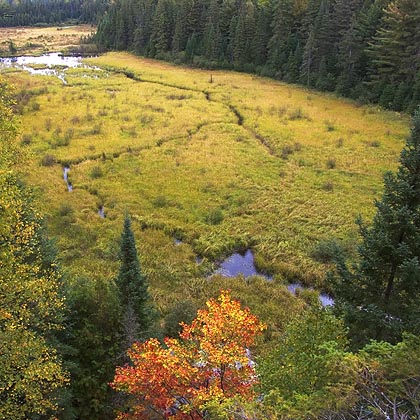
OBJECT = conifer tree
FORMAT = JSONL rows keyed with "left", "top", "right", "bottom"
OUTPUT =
{"left": 368, "top": 0, "right": 420, "bottom": 101}
{"left": 329, "top": 109, "right": 420, "bottom": 346}
{"left": 116, "top": 214, "right": 153, "bottom": 341}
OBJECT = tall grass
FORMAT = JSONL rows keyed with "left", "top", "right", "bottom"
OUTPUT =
{"left": 5, "top": 51, "right": 409, "bottom": 309}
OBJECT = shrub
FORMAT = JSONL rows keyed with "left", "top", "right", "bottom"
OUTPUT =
{"left": 369, "top": 140, "right": 381, "bottom": 147}
{"left": 91, "top": 124, "right": 102, "bottom": 135}
{"left": 288, "top": 107, "right": 309, "bottom": 120}
{"left": 152, "top": 195, "right": 168, "bottom": 208}
{"left": 281, "top": 145, "right": 294, "bottom": 160}
{"left": 322, "top": 181, "right": 334, "bottom": 191}
{"left": 41, "top": 154, "right": 56, "bottom": 166}
{"left": 21, "top": 133, "right": 33, "bottom": 145}
{"left": 326, "top": 158, "right": 336, "bottom": 169}
{"left": 206, "top": 208, "right": 224, "bottom": 225}
{"left": 58, "top": 203, "right": 74, "bottom": 217}
{"left": 64, "top": 128, "right": 74, "bottom": 142}
{"left": 311, "top": 239, "right": 343, "bottom": 263}
{"left": 90, "top": 166, "right": 103, "bottom": 179}
{"left": 31, "top": 102, "right": 40, "bottom": 111}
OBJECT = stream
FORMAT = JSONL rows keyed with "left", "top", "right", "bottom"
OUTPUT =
{"left": 63, "top": 166, "right": 73, "bottom": 191}
{"left": 213, "top": 249, "right": 334, "bottom": 307}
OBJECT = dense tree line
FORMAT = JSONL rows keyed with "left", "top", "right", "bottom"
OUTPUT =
{"left": 95, "top": 0, "right": 420, "bottom": 113}
{"left": 0, "top": 0, "right": 108, "bottom": 26}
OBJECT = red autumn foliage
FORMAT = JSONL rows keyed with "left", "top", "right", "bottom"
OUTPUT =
{"left": 112, "top": 290, "right": 265, "bottom": 419}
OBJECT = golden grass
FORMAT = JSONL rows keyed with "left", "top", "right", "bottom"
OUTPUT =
{"left": 0, "top": 25, "right": 94, "bottom": 56}
{"left": 2, "top": 50, "right": 409, "bottom": 311}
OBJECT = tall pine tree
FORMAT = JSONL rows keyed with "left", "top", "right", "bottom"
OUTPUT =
{"left": 116, "top": 214, "right": 153, "bottom": 344}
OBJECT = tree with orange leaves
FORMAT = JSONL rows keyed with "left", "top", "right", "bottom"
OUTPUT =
{"left": 111, "top": 290, "right": 265, "bottom": 419}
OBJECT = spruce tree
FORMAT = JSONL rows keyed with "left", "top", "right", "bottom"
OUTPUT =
{"left": 329, "top": 109, "right": 420, "bottom": 346}
{"left": 116, "top": 214, "right": 152, "bottom": 341}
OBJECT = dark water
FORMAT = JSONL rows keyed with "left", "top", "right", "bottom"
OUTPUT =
{"left": 213, "top": 249, "right": 334, "bottom": 307}
{"left": 98, "top": 206, "right": 105, "bottom": 218}
{"left": 63, "top": 167, "right": 73, "bottom": 192}
{"left": 214, "top": 249, "right": 263, "bottom": 278}
{"left": 0, "top": 53, "right": 99, "bottom": 83}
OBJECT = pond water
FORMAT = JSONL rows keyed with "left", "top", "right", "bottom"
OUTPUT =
{"left": 0, "top": 52, "right": 99, "bottom": 83}
{"left": 214, "top": 249, "right": 266, "bottom": 278}
{"left": 212, "top": 249, "right": 334, "bottom": 307}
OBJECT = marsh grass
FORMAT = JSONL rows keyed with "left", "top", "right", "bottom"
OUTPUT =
{"left": 5, "top": 51, "right": 409, "bottom": 309}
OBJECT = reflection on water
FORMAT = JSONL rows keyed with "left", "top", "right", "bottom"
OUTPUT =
{"left": 0, "top": 52, "right": 100, "bottom": 83}
{"left": 212, "top": 249, "right": 334, "bottom": 307}
{"left": 214, "top": 249, "right": 264, "bottom": 278}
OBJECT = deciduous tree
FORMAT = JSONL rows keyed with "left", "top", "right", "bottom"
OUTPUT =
{"left": 112, "top": 290, "right": 265, "bottom": 419}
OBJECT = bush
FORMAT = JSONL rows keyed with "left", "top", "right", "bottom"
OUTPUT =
{"left": 281, "top": 145, "right": 294, "bottom": 160}
{"left": 288, "top": 107, "right": 309, "bottom": 120}
{"left": 21, "top": 133, "right": 33, "bottom": 145}
{"left": 58, "top": 203, "right": 74, "bottom": 217}
{"left": 64, "top": 128, "right": 74, "bottom": 142}
{"left": 41, "top": 154, "right": 56, "bottom": 166}
{"left": 311, "top": 239, "right": 343, "bottom": 263}
{"left": 206, "top": 208, "right": 224, "bottom": 225}
{"left": 322, "top": 181, "right": 334, "bottom": 191}
{"left": 326, "top": 158, "right": 336, "bottom": 169}
{"left": 90, "top": 166, "right": 103, "bottom": 179}
{"left": 91, "top": 124, "right": 102, "bottom": 135}
{"left": 152, "top": 195, "right": 168, "bottom": 208}
{"left": 31, "top": 102, "right": 41, "bottom": 111}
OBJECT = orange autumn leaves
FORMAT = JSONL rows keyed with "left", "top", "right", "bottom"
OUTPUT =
{"left": 112, "top": 291, "right": 265, "bottom": 419}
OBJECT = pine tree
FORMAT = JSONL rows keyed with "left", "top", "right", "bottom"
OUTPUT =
{"left": 268, "top": 0, "right": 295, "bottom": 71}
{"left": 116, "top": 214, "right": 153, "bottom": 341}
{"left": 202, "top": 0, "right": 222, "bottom": 61}
{"left": 368, "top": 0, "right": 420, "bottom": 103}
{"left": 329, "top": 109, "right": 420, "bottom": 346}
{"left": 149, "top": 0, "right": 174, "bottom": 57}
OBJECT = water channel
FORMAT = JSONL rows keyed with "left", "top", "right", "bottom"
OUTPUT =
{"left": 213, "top": 249, "right": 334, "bottom": 307}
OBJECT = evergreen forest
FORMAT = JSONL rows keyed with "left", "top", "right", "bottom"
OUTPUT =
{"left": 0, "top": 0, "right": 108, "bottom": 26}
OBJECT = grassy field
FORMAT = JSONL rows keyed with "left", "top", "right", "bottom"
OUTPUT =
{"left": 0, "top": 25, "right": 94, "bottom": 56}
{"left": 2, "top": 50, "right": 409, "bottom": 312}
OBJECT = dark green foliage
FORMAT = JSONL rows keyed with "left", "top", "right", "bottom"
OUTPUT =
{"left": 0, "top": 0, "right": 108, "bottom": 27}
{"left": 163, "top": 300, "right": 198, "bottom": 338}
{"left": 116, "top": 214, "right": 153, "bottom": 337}
{"left": 329, "top": 109, "right": 420, "bottom": 346}
{"left": 311, "top": 239, "right": 343, "bottom": 264}
{"left": 206, "top": 207, "right": 224, "bottom": 225}
{"left": 64, "top": 276, "right": 121, "bottom": 420}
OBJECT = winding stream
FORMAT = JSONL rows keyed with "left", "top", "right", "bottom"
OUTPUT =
{"left": 213, "top": 249, "right": 334, "bottom": 307}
